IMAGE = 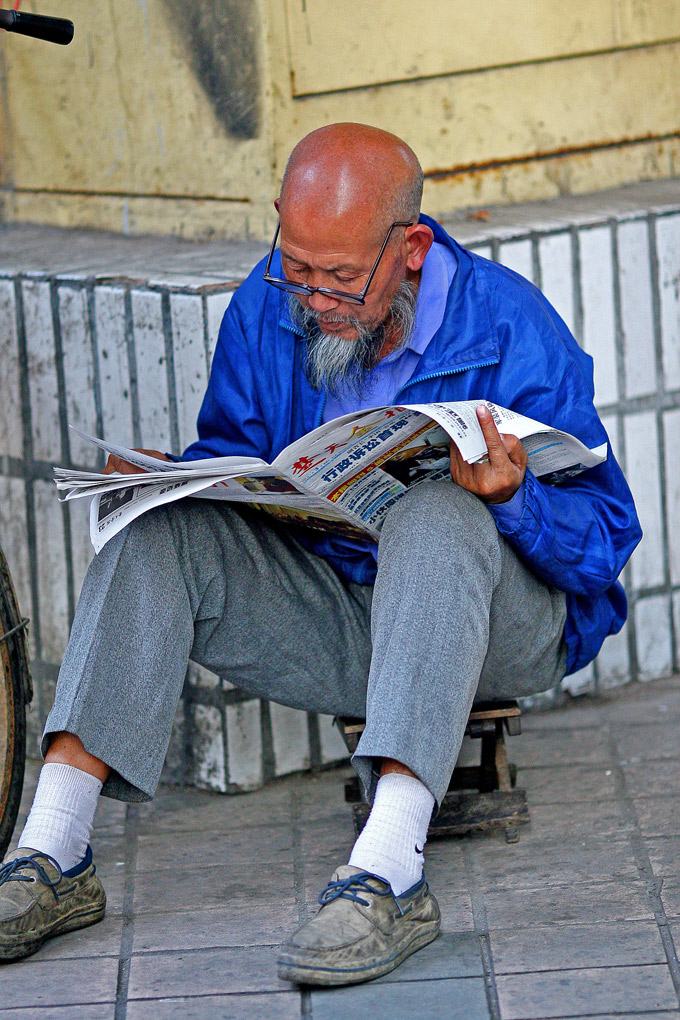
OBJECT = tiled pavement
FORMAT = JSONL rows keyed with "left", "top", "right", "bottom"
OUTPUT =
{"left": 2, "top": 674, "right": 680, "bottom": 1019}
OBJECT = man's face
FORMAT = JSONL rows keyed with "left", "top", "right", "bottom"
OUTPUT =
{"left": 278, "top": 211, "right": 409, "bottom": 343}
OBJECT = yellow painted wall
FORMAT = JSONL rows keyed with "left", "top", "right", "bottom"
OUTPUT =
{"left": 1, "top": 0, "right": 678, "bottom": 240}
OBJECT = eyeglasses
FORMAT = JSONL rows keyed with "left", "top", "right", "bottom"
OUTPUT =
{"left": 263, "top": 219, "right": 413, "bottom": 306}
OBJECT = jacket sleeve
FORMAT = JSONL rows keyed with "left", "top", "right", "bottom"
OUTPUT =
{"left": 180, "top": 286, "right": 272, "bottom": 462}
{"left": 486, "top": 302, "right": 641, "bottom": 596}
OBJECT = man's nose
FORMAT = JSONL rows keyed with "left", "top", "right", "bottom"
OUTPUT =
{"left": 307, "top": 289, "right": 341, "bottom": 313}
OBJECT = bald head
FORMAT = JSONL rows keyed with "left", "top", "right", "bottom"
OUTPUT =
{"left": 279, "top": 123, "right": 423, "bottom": 238}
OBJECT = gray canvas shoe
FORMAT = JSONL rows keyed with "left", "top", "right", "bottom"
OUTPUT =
{"left": 278, "top": 864, "right": 440, "bottom": 986}
{"left": 0, "top": 846, "right": 106, "bottom": 961}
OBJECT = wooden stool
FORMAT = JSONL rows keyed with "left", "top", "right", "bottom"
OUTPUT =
{"left": 337, "top": 700, "right": 529, "bottom": 844}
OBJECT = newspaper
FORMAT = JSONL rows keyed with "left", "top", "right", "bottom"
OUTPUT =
{"left": 55, "top": 401, "right": 607, "bottom": 553}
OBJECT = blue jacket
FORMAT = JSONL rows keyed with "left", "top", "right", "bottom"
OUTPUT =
{"left": 183, "top": 215, "right": 642, "bottom": 675}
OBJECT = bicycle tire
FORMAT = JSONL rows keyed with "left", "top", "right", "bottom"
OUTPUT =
{"left": 0, "top": 545, "right": 32, "bottom": 860}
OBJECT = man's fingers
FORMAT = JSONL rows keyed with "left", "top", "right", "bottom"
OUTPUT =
{"left": 501, "top": 433, "right": 528, "bottom": 468}
{"left": 476, "top": 405, "right": 508, "bottom": 464}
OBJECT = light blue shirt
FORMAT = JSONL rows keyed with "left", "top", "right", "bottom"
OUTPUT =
{"left": 323, "top": 241, "right": 456, "bottom": 421}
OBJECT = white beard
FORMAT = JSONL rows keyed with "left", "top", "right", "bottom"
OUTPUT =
{"left": 288, "top": 280, "right": 418, "bottom": 398}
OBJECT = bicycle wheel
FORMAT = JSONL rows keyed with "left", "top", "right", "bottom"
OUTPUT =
{"left": 0, "top": 545, "right": 32, "bottom": 860}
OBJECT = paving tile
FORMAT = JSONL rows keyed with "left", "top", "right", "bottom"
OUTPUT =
{"left": 311, "top": 975, "right": 489, "bottom": 1020}
{"left": 519, "top": 798, "right": 631, "bottom": 841}
{"left": 132, "top": 860, "right": 294, "bottom": 914}
{"left": 660, "top": 879, "right": 680, "bottom": 918}
{"left": 613, "top": 723, "right": 680, "bottom": 762}
{"left": 604, "top": 686, "right": 680, "bottom": 724}
{"left": 517, "top": 764, "right": 618, "bottom": 805}
{"left": 131, "top": 899, "right": 299, "bottom": 951}
{"left": 126, "top": 991, "right": 301, "bottom": 1020}
{"left": 135, "top": 823, "right": 293, "bottom": 872}
{"left": 520, "top": 704, "right": 604, "bottom": 731}
{"left": 470, "top": 836, "right": 639, "bottom": 890}
{"left": 482, "top": 879, "right": 654, "bottom": 929}
{"left": 633, "top": 795, "right": 680, "bottom": 838}
{"left": 0, "top": 955, "right": 118, "bottom": 1008}
{"left": 510, "top": 728, "right": 611, "bottom": 767}
{"left": 646, "top": 835, "right": 680, "bottom": 876}
{"left": 32, "top": 911, "right": 123, "bottom": 961}
{"left": 622, "top": 758, "right": 680, "bottom": 798}
{"left": 496, "top": 964, "right": 678, "bottom": 1019}
{"left": 127, "top": 946, "right": 287, "bottom": 997}
{"left": 490, "top": 919, "right": 667, "bottom": 973}
{"left": 544, "top": 1015, "right": 680, "bottom": 1020}
{"left": 0, "top": 1007, "right": 115, "bottom": 1020}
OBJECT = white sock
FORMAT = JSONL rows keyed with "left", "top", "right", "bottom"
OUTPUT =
{"left": 348, "top": 772, "right": 435, "bottom": 896}
{"left": 18, "top": 763, "right": 103, "bottom": 872}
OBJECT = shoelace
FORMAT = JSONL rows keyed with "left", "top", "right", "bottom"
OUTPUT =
{"left": 318, "top": 872, "right": 392, "bottom": 908}
{"left": 0, "top": 853, "right": 63, "bottom": 902}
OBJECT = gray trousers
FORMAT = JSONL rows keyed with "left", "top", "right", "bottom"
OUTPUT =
{"left": 44, "top": 481, "right": 567, "bottom": 806}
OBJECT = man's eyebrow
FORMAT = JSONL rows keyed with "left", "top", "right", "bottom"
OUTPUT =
{"left": 280, "top": 249, "right": 364, "bottom": 273}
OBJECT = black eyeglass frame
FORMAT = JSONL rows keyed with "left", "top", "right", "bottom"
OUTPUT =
{"left": 262, "top": 219, "right": 414, "bottom": 306}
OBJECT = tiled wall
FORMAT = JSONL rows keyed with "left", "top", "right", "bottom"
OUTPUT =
{"left": 1, "top": 189, "right": 678, "bottom": 792}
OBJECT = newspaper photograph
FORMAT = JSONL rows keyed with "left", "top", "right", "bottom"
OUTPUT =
{"left": 55, "top": 401, "right": 608, "bottom": 553}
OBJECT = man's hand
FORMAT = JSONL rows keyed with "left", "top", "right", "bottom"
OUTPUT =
{"left": 102, "top": 450, "right": 170, "bottom": 475}
{"left": 449, "top": 405, "right": 527, "bottom": 504}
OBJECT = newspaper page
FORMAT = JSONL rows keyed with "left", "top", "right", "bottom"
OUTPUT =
{"left": 56, "top": 401, "right": 607, "bottom": 553}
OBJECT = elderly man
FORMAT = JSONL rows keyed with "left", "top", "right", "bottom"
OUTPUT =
{"left": 1, "top": 124, "right": 640, "bottom": 983}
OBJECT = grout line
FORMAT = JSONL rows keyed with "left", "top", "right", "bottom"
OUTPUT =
{"left": 606, "top": 725, "right": 680, "bottom": 1006}
{"left": 113, "top": 803, "right": 141, "bottom": 1020}
{"left": 289, "top": 789, "right": 313, "bottom": 1018}
{"left": 462, "top": 840, "right": 501, "bottom": 1020}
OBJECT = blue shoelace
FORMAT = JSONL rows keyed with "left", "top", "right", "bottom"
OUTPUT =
{"left": 0, "top": 853, "right": 63, "bottom": 902}
{"left": 318, "top": 872, "right": 391, "bottom": 908}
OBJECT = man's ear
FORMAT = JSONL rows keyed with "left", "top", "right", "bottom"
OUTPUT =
{"left": 405, "top": 223, "right": 434, "bottom": 272}
{"left": 274, "top": 197, "right": 280, "bottom": 212}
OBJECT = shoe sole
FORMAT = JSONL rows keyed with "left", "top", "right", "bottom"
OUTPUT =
{"left": 277, "top": 918, "right": 441, "bottom": 986}
{"left": 0, "top": 900, "right": 106, "bottom": 962}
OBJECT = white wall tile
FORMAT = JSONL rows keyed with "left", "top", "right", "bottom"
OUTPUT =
{"left": 34, "top": 480, "right": 69, "bottom": 662}
{"left": 467, "top": 243, "right": 492, "bottom": 261}
{"left": 95, "top": 287, "right": 133, "bottom": 447}
{"left": 0, "top": 478, "right": 32, "bottom": 656}
{"left": 624, "top": 412, "right": 664, "bottom": 589}
{"left": 635, "top": 595, "right": 672, "bottom": 680}
{"left": 672, "top": 591, "right": 680, "bottom": 674}
{"left": 58, "top": 287, "right": 99, "bottom": 467}
{"left": 663, "top": 408, "right": 680, "bottom": 585}
{"left": 561, "top": 661, "right": 594, "bottom": 695}
{"left": 318, "top": 713, "right": 350, "bottom": 765}
{"left": 599, "top": 413, "right": 620, "bottom": 463}
{"left": 0, "top": 280, "right": 23, "bottom": 459}
{"left": 131, "top": 290, "right": 172, "bottom": 451}
{"left": 270, "top": 702, "right": 310, "bottom": 776}
{"left": 617, "top": 219, "right": 656, "bottom": 399}
{"left": 68, "top": 496, "right": 94, "bottom": 602}
{"left": 23, "top": 280, "right": 60, "bottom": 462}
{"left": 580, "top": 226, "right": 618, "bottom": 407}
{"left": 538, "top": 233, "right": 574, "bottom": 334}
{"left": 596, "top": 626, "right": 630, "bottom": 688}
{"left": 226, "top": 700, "right": 263, "bottom": 790}
{"left": 206, "top": 291, "right": 233, "bottom": 368}
{"left": 656, "top": 214, "right": 680, "bottom": 390}
{"left": 170, "top": 293, "right": 208, "bottom": 452}
{"left": 498, "top": 239, "right": 534, "bottom": 283}
{"left": 193, "top": 704, "right": 227, "bottom": 792}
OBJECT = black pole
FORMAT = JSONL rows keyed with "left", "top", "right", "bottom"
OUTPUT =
{"left": 0, "top": 10, "right": 74, "bottom": 45}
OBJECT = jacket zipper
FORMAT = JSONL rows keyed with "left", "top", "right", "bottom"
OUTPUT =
{"left": 394, "top": 356, "right": 500, "bottom": 400}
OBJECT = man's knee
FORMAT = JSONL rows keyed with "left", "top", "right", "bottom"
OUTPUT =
{"left": 380, "top": 479, "right": 499, "bottom": 549}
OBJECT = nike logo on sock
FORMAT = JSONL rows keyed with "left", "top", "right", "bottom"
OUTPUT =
{"left": 415, "top": 844, "right": 423, "bottom": 855}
